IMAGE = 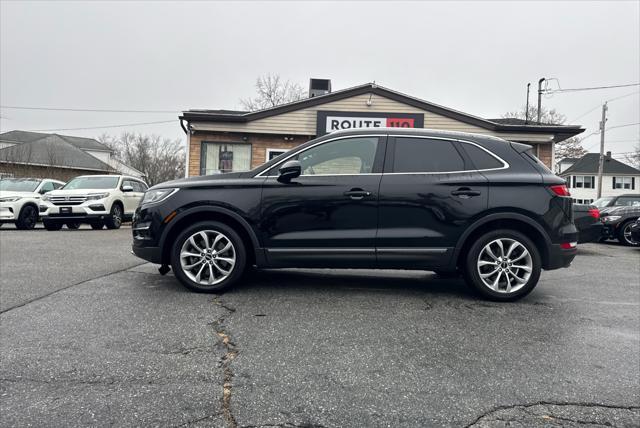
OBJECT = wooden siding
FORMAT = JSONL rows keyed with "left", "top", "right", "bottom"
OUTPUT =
{"left": 190, "top": 93, "right": 555, "bottom": 143}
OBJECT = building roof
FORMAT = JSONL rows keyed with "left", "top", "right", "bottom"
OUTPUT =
{"left": 180, "top": 83, "right": 585, "bottom": 142}
{"left": 559, "top": 157, "right": 580, "bottom": 163}
{"left": 0, "top": 134, "right": 114, "bottom": 172}
{"left": 560, "top": 153, "right": 640, "bottom": 176}
{"left": 0, "top": 130, "right": 112, "bottom": 152}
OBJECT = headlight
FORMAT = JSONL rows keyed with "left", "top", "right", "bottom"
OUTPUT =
{"left": 0, "top": 196, "right": 22, "bottom": 202}
{"left": 141, "top": 188, "right": 178, "bottom": 205}
{"left": 86, "top": 192, "right": 110, "bottom": 201}
{"left": 41, "top": 194, "right": 51, "bottom": 202}
{"left": 602, "top": 215, "right": 622, "bottom": 222}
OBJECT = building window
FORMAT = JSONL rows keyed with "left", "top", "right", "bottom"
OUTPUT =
{"left": 573, "top": 198, "right": 594, "bottom": 204}
{"left": 266, "top": 149, "right": 287, "bottom": 162}
{"left": 573, "top": 175, "right": 595, "bottom": 188}
{"left": 201, "top": 142, "right": 251, "bottom": 175}
{"left": 613, "top": 176, "right": 634, "bottom": 190}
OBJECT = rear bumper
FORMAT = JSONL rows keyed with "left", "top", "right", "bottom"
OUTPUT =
{"left": 545, "top": 243, "right": 577, "bottom": 270}
{"left": 578, "top": 223, "right": 604, "bottom": 243}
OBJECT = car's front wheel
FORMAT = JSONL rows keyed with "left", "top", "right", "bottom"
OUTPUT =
{"left": 105, "top": 203, "right": 123, "bottom": 230}
{"left": 463, "top": 229, "right": 541, "bottom": 301}
{"left": 66, "top": 222, "right": 81, "bottom": 230}
{"left": 90, "top": 222, "right": 104, "bottom": 230}
{"left": 43, "top": 219, "right": 63, "bottom": 231}
{"left": 171, "top": 221, "right": 246, "bottom": 293}
{"left": 15, "top": 205, "right": 38, "bottom": 230}
{"left": 618, "top": 220, "right": 639, "bottom": 246}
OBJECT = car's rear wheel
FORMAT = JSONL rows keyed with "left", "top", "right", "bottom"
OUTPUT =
{"left": 43, "top": 219, "right": 63, "bottom": 231}
{"left": 105, "top": 203, "right": 123, "bottom": 230}
{"left": 66, "top": 222, "right": 81, "bottom": 230}
{"left": 171, "top": 221, "right": 246, "bottom": 293}
{"left": 463, "top": 229, "right": 541, "bottom": 301}
{"left": 618, "top": 220, "right": 639, "bottom": 246}
{"left": 15, "top": 205, "right": 38, "bottom": 230}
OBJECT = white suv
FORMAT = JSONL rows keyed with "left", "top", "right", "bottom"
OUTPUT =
{"left": 0, "top": 178, "right": 65, "bottom": 229}
{"left": 40, "top": 175, "right": 148, "bottom": 230}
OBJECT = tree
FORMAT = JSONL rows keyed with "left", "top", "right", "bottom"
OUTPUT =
{"left": 98, "top": 132, "right": 185, "bottom": 186}
{"left": 240, "top": 74, "right": 305, "bottom": 111}
{"left": 624, "top": 143, "right": 640, "bottom": 169}
{"left": 502, "top": 106, "right": 587, "bottom": 161}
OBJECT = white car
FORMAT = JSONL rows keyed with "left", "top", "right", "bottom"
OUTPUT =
{"left": 40, "top": 175, "right": 148, "bottom": 230}
{"left": 0, "top": 178, "right": 65, "bottom": 229}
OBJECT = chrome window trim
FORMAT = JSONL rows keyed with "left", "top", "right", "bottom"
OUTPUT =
{"left": 255, "top": 133, "right": 510, "bottom": 178}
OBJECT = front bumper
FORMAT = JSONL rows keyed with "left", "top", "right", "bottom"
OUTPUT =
{"left": 0, "top": 202, "right": 19, "bottom": 221}
{"left": 601, "top": 222, "right": 621, "bottom": 239}
{"left": 40, "top": 201, "right": 109, "bottom": 222}
{"left": 131, "top": 244, "right": 162, "bottom": 264}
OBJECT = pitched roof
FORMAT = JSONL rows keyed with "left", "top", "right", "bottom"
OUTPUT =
{"left": 560, "top": 153, "right": 640, "bottom": 176}
{"left": 0, "top": 130, "right": 112, "bottom": 152}
{"left": 0, "top": 134, "right": 114, "bottom": 172}
{"left": 181, "top": 83, "right": 585, "bottom": 142}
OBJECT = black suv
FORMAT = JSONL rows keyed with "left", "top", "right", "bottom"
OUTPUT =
{"left": 594, "top": 194, "right": 640, "bottom": 246}
{"left": 132, "top": 129, "right": 577, "bottom": 301}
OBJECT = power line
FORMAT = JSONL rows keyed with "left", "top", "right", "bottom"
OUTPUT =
{"left": 1, "top": 105, "right": 180, "bottom": 114}
{"left": 567, "top": 91, "right": 640, "bottom": 123}
{"left": 545, "top": 82, "right": 639, "bottom": 94}
{"left": 27, "top": 119, "right": 177, "bottom": 132}
{"left": 606, "top": 122, "right": 640, "bottom": 131}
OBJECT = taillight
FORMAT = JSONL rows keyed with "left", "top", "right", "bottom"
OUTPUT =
{"left": 560, "top": 242, "right": 577, "bottom": 249}
{"left": 588, "top": 208, "right": 600, "bottom": 219}
{"left": 549, "top": 184, "right": 571, "bottom": 197}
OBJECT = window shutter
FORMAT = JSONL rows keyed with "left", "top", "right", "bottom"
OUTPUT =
{"left": 632, "top": 177, "right": 636, "bottom": 190}
{"left": 612, "top": 177, "right": 616, "bottom": 189}
{"left": 572, "top": 176, "right": 576, "bottom": 188}
{"left": 591, "top": 176, "right": 595, "bottom": 188}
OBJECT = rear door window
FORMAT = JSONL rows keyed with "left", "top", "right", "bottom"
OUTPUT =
{"left": 392, "top": 137, "right": 465, "bottom": 173}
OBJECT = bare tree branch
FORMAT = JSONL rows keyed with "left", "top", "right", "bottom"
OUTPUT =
{"left": 240, "top": 73, "right": 305, "bottom": 111}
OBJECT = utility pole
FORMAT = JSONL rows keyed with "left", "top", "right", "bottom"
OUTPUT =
{"left": 537, "top": 78, "right": 546, "bottom": 124}
{"left": 596, "top": 102, "right": 608, "bottom": 199}
{"left": 525, "top": 83, "right": 531, "bottom": 124}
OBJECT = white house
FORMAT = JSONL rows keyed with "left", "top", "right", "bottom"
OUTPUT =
{"left": 559, "top": 152, "right": 640, "bottom": 204}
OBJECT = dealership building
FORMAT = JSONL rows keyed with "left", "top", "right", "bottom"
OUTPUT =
{"left": 179, "top": 81, "right": 583, "bottom": 177}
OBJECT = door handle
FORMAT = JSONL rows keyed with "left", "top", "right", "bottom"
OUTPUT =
{"left": 451, "top": 187, "right": 481, "bottom": 198}
{"left": 344, "top": 189, "right": 372, "bottom": 200}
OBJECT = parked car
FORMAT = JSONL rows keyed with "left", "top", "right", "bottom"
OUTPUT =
{"left": 0, "top": 177, "right": 65, "bottom": 229}
{"left": 629, "top": 218, "right": 640, "bottom": 244}
{"left": 600, "top": 206, "right": 640, "bottom": 246}
{"left": 573, "top": 203, "right": 602, "bottom": 243}
{"left": 132, "top": 128, "right": 578, "bottom": 301}
{"left": 40, "top": 175, "right": 147, "bottom": 230}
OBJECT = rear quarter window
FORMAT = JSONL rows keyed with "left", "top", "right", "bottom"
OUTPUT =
{"left": 393, "top": 137, "right": 465, "bottom": 173}
{"left": 460, "top": 143, "right": 504, "bottom": 170}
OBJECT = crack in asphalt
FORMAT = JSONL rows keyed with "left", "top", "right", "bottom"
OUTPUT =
{"left": 0, "top": 262, "right": 147, "bottom": 315}
{"left": 173, "top": 412, "right": 222, "bottom": 427}
{"left": 465, "top": 401, "right": 640, "bottom": 427}
{"left": 211, "top": 295, "right": 239, "bottom": 428}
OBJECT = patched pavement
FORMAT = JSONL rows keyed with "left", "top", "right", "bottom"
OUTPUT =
{"left": 1, "top": 229, "right": 638, "bottom": 427}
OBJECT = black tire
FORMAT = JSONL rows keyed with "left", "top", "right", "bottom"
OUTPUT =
{"left": 43, "top": 219, "right": 63, "bottom": 231}
{"left": 15, "top": 205, "right": 38, "bottom": 230}
{"left": 463, "top": 229, "right": 542, "bottom": 302}
{"left": 170, "top": 221, "right": 247, "bottom": 293}
{"left": 90, "top": 223, "right": 104, "bottom": 230}
{"left": 105, "top": 202, "right": 123, "bottom": 230}
{"left": 618, "top": 220, "right": 639, "bottom": 247}
{"left": 66, "top": 222, "right": 81, "bottom": 230}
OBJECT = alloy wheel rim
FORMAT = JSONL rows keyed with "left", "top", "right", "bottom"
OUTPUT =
{"left": 113, "top": 206, "right": 122, "bottom": 226}
{"left": 25, "top": 206, "right": 37, "bottom": 227}
{"left": 180, "top": 230, "right": 236, "bottom": 286}
{"left": 623, "top": 224, "right": 637, "bottom": 245}
{"left": 477, "top": 238, "right": 532, "bottom": 294}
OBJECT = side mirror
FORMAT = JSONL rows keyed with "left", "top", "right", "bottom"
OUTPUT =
{"left": 277, "top": 160, "right": 302, "bottom": 183}
{"left": 122, "top": 185, "right": 134, "bottom": 192}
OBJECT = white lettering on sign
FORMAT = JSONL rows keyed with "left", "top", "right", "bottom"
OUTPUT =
{"left": 325, "top": 116, "right": 386, "bottom": 132}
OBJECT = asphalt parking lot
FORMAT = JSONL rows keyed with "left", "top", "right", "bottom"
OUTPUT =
{"left": 1, "top": 226, "right": 639, "bottom": 427}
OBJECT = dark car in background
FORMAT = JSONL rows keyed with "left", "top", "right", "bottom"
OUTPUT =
{"left": 573, "top": 204, "right": 602, "bottom": 243}
{"left": 629, "top": 218, "right": 640, "bottom": 244}
{"left": 594, "top": 194, "right": 640, "bottom": 246}
{"left": 132, "top": 128, "right": 578, "bottom": 301}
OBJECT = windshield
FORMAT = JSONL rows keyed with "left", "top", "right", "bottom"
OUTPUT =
{"left": 0, "top": 178, "right": 41, "bottom": 192}
{"left": 63, "top": 176, "right": 119, "bottom": 190}
{"left": 592, "top": 197, "right": 614, "bottom": 208}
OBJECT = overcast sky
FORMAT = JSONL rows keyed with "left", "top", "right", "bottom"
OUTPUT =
{"left": 1, "top": 1, "right": 639, "bottom": 158}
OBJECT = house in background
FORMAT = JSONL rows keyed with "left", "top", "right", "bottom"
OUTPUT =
{"left": 0, "top": 131, "right": 144, "bottom": 181}
{"left": 559, "top": 151, "right": 640, "bottom": 204}
{"left": 555, "top": 157, "right": 580, "bottom": 174}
